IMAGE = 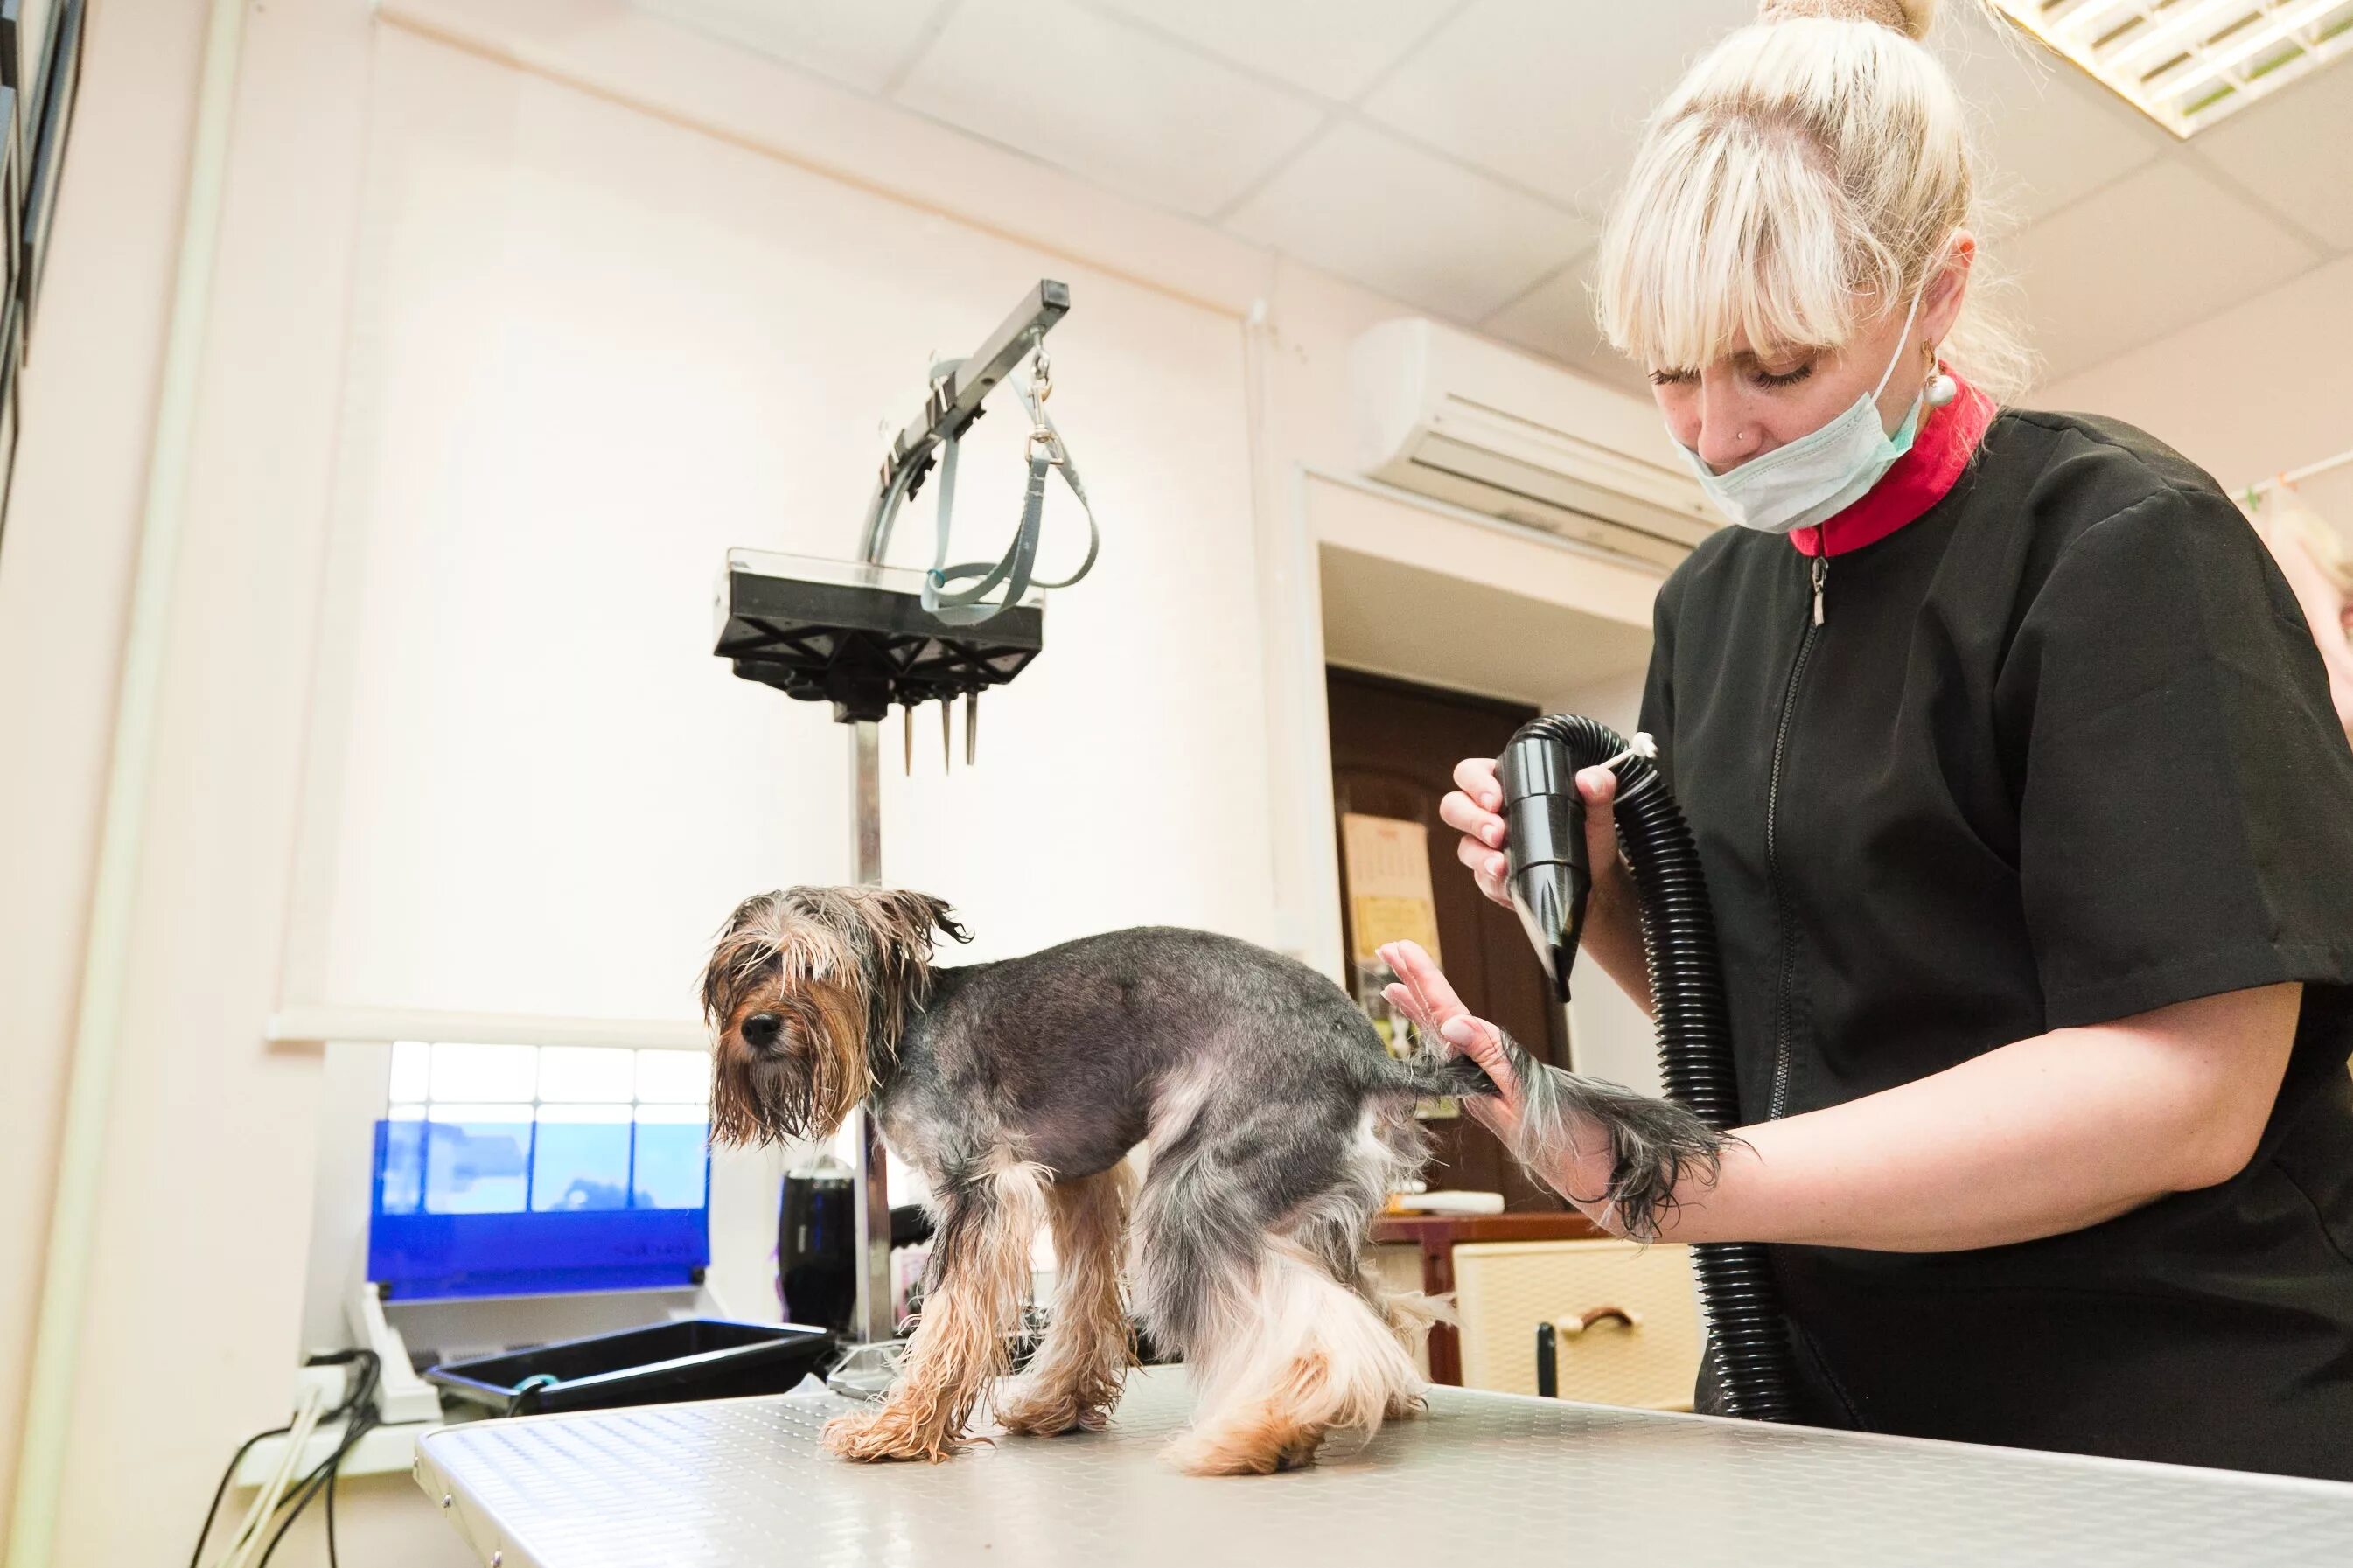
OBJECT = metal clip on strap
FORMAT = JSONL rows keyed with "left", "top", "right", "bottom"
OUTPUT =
{"left": 919, "top": 361, "right": 1100, "bottom": 625}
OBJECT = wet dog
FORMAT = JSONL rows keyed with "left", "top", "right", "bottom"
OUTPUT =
{"left": 699, "top": 886, "right": 1720, "bottom": 1474}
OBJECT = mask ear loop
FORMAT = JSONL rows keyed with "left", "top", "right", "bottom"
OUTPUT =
{"left": 1872, "top": 287, "right": 1925, "bottom": 405}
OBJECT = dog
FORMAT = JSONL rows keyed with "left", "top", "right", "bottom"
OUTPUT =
{"left": 700, "top": 886, "right": 1722, "bottom": 1474}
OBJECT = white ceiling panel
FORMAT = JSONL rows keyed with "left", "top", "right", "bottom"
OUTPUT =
{"left": 1480, "top": 255, "right": 1651, "bottom": 392}
{"left": 1084, "top": 0, "right": 1463, "bottom": 103}
{"left": 632, "top": 0, "right": 950, "bottom": 94}
{"left": 1363, "top": 0, "right": 1752, "bottom": 213}
{"left": 2195, "top": 56, "right": 2353, "bottom": 252}
{"left": 1226, "top": 121, "right": 1596, "bottom": 320}
{"left": 894, "top": 0, "right": 1326, "bottom": 217}
{"left": 1937, "top": 9, "right": 2168, "bottom": 233}
{"left": 2004, "top": 159, "right": 2321, "bottom": 381}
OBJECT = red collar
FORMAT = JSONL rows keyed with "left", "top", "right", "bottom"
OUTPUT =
{"left": 1790, "top": 373, "right": 1994, "bottom": 558}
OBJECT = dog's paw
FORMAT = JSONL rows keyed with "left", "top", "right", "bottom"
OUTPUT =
{"left": 1162, "top": 1418, "right": 1325, "bottom": 1476}
{"left": 1384, "top": 1387, "right": 1428, "bottom": 1423}
{"left": 823, "top": 1404, "right": 967, "bottom": 1464}
{"left": 996, "top": 1383, "right": 1117, "bottom": 1438}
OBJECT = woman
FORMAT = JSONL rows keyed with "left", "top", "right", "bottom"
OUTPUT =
{"left": 1382, "top": 0, "right": 2353, "bottom": 1481}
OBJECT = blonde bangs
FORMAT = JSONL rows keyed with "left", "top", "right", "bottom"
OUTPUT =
{"left": 1596, "top": 110, "right": 1887, "bottom": 375}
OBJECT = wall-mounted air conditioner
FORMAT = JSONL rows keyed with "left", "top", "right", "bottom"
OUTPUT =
{"left": 1351, "top": 318, "right": 1719, "bottom": 570}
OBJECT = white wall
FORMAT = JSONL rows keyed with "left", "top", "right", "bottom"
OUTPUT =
{"left": 2035, "top": 252, "right": 2353, "bottom": 526}
{"left": 301, "top": 26, "right": 1274, "bottom": 1007}
{"left": 0, "top": 0, "right": 213, "bottom": 1541}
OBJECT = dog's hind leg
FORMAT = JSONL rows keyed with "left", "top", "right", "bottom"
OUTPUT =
{"left": 1133, "top": 1109, "right": 1422, "bottom": 1476}
{"left": 999, "top": 1160, "right": 1138, "bottom": 1437}
{"left": 824, "top": 1161, "right": 1044, "bottom": 1463}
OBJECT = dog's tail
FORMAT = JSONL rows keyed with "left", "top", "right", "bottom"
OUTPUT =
{"left": 1381, "top": 1023, "right": 1728, "bottom": 1242}
{"left": 1374, "top": 1031, "right": 1499, "bottom": 1100}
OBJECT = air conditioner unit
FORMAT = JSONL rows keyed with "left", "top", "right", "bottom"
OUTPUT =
{"left": 1351, "top": 318, "right": 1719, "bottom": 570}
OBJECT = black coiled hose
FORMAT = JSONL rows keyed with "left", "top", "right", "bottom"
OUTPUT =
{"left": 1503, "top": 714, "right": 1798, "bottom": 1422}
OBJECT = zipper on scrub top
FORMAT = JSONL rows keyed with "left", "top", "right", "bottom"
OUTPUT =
{"left": 1764, "top": 552, "right": 1825, "bottom": 1120}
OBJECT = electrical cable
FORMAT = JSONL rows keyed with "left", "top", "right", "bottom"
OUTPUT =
{"left": 185, "top": 1425, "right": 291, "bottom": 1568}
{"left": 253, "top": 1353, "right": 381, "bottom": 1568}
{"left": 186, "top": 1351, "right": 381, "bottom": 1568}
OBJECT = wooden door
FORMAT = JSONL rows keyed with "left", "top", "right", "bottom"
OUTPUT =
{"left": 1327, "top": 668, "right": 1568, "bottom": 1213}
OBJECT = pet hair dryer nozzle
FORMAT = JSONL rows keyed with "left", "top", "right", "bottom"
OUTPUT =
{"left": 1498, "top": 729, "right": 1590, "bottom": 1004}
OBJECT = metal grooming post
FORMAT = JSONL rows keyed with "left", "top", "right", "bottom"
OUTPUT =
{"left": 840, "top": 281, "right": 1070, "bottom": 1345}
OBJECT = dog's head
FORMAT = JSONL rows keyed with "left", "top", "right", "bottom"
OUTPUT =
{"left": 701, "top": 886, "right": 970, "bottom": 1146}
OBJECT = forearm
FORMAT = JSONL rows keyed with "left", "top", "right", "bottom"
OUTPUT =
{"left": 1579, "top": 878, "right": 1654, "bottom": 1018}
{"left": 1573, "top": 990, "right": 2295, "bottom": 1251}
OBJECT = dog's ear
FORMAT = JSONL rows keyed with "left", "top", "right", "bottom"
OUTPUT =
{"left": 848, "top": 889, "right": 971, "bottom": 958}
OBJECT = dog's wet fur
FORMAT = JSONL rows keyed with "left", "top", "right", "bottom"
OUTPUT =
{"left": 701, "top": 886, "right": 1721, "bottom": 1473}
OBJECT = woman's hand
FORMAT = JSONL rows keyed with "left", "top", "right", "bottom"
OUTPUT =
{"left": 1439, "top": 753, "right": 1655, "bottom": 1016}
{"left": 1440, "top": 757, "right": 1630, "bottom": 917}
{"left": 1377, "top": 937, "right": 1619, "bottom": 1225}
{"left": 1377, "top": 938, "right": 1525, "bottom": 1143}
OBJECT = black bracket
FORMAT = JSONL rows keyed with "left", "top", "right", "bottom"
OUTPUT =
{"left": 713, "top": 554, "right": 1043, "bottom": 725}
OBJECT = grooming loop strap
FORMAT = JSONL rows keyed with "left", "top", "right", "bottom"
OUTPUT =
{"left": 920, "top": 347, "right": 1100, "bottom": 625}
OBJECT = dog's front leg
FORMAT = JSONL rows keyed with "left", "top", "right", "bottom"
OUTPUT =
{"left": 825, "top": 1164, "right": 1044, "bottom": 1463}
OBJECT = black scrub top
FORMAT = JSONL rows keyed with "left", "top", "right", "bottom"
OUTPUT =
{"left": 1642, "top": 407, "right": 2353, "bottom": 1480}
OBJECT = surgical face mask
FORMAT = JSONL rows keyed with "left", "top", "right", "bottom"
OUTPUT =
{"left": 1676, "top": 293, "right": 1930, "bottom": 536}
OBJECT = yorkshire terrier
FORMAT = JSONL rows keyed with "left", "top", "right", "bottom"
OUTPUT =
{"left": 700, "top": 886, "right": 1721, "bottom": 1474}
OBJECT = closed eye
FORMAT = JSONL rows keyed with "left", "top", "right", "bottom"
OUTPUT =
{"left": 1750, "top": 362, "right": 1814, "bottom": 388}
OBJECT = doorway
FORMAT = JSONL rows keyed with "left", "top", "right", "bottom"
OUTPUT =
{"left": 1326, "top": 667, "right": 1569, "bottom": 1213}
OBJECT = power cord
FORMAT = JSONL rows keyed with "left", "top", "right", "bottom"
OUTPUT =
{"left": 187, "top": 1350, "right": 382, "bottom": 1568}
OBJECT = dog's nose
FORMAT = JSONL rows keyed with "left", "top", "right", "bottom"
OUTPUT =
{"left": 741, "top": 1013, "right": 784, "bottom": 1052}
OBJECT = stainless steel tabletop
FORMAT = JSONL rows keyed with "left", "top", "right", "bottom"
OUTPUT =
{"left": 414, "top": 1365, "right": 2353, "bottom": 1566}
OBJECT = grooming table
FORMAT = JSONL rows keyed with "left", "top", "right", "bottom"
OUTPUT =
{"left": 414, "top": 1366, "right": 2353, "bottom": 1566}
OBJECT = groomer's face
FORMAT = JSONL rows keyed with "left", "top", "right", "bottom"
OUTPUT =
{"left": 1651, "top": 234, "right": 1974, "bottom": 477}
{"left": 1650, "top": 309, "right": 1917, "bottom": 477}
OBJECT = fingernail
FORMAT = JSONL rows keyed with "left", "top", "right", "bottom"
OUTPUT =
{"left": 1441, "top": 1019, "right": 1472, "bottom": 1042}
{"left": 1481, "top": 825, "right": 1501, "bottom": 847}
{"left": 1489, "top": 856, "right": 1505, "bottom": 878}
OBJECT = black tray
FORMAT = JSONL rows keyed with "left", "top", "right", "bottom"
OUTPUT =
{"left": 426, "top": 1318, "right": 835, "bottom": 1417}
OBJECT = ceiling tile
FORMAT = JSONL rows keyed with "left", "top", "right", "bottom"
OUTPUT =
{"left": 1225, "top": 121, "right": 1596, "bottom": 320}
{"left": 2004, "top": 158, "right": 2321, "bottom": 382}
{"left": 894, "top": 0, "right": 1325, "bottom": 217}
{"left": 1363, "top": 0, "right": 1752, "bottom": 213}
{"left": 2194, "top": 55, "right": 2353, "bottom": 252}
{"left": 1481, "top": 257, "right": 1651, "bottom": 393}
{"left": 1937, "top": 7, "right": 2169, "bottom": 233}
{"left": 631, "top": 0, "right": 949, "bottom": 94}
{"left": 1085, "top": 0, "right": 1462, "bottom": 102}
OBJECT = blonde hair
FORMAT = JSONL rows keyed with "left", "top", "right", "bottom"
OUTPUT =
{"left": 1595, "top": 0, "right": 2032, "bottom": 399}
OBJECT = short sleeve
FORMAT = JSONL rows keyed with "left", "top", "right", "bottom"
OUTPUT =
{"left": 1996, "top": 485, "right": 2353, "bottom": 1028}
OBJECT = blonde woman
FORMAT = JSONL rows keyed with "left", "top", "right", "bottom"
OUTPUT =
{"left": 1386, "top": 0, "right": 2353, "bottom": 1480}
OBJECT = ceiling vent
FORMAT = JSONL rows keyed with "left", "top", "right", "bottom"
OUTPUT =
{"left": 1993, "top": 0, "right": 2353, "bottom": 136}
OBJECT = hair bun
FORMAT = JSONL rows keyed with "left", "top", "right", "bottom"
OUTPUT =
{"left": 1757, "top": 0, "right": 1937, "bottom": 38}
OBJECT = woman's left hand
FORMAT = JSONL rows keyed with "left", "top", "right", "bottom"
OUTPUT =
{"left": 1377, "top": 939, "right": 1526, "bottom": 1145}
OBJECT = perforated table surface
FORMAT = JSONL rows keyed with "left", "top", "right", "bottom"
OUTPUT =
{"left": 414, "top": 1366, "right": 2353, "bottom": 1566}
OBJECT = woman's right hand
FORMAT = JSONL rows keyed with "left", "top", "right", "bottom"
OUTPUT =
{"left": 1440, "top": 756, "right": 1628, "bottom": 916}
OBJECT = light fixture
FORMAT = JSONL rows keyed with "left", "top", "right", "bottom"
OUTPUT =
{"left": 1991, "top": 0, "right": 2353, "bottom": 136}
